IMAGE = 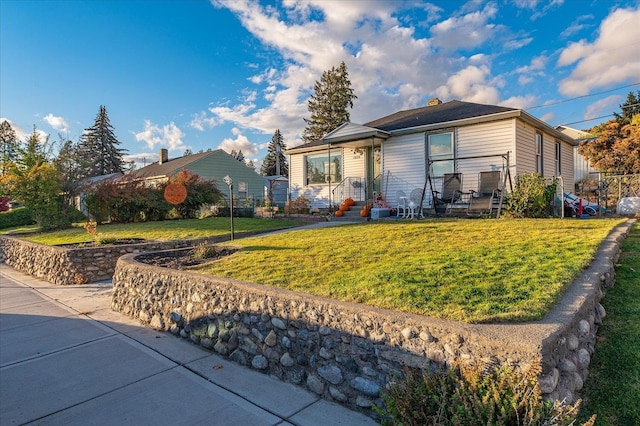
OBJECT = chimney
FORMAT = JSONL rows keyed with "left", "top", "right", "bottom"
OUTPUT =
{"left": 427, "top": 97, "right": 442, "bottom": 106}
{"left": 159, "top": 148, "right": 168, "bottom": 164}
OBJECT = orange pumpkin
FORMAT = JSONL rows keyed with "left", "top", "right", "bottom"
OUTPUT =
{"left": 335, "top": 210, "right": 344, "bottom": 217}
{"left": 345, "top": 198, "right": 355, "bottom": 206}
{"left": 339, "top": 203, "right": 349, "bottom": 211}
{"left": 360, "top": 208, "right": 367, "bottom": 217}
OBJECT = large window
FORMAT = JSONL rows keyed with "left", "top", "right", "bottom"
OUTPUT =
{"left": 535, "top": 132, "right": 543, "bottom": 174}
{"left": 428, "top": 132, "right": 455, "bottom": 176}
{"left": 305, "top": 152, "right": 342, "bottom": 185}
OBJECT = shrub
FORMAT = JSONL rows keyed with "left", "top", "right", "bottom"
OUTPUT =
{"left": 377, "top": 360, "right": 595, "bottom": 426}
{"left": 0, "top": 207, "right": 36, "bottom": 229}
{"left": 192, "top": 243, "right": 218, "bottom": 260}
{"left": 284, "top": 196, "right": 310, "bottom": 214}
{"left": 504, "top": 173, "right": 558, "bottom": 218}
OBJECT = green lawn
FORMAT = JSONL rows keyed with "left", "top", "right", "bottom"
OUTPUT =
{"left": 578, "top": 222, "right": 640, "bottom": 425}
{"left": 193, "top": 218, "right": 625, "bottom": 323}
{"left": 15, "top": 217, "right": 305, "bottom": 245}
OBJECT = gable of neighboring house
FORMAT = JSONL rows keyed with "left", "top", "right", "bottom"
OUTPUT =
{"left": 130, "top": 149, "right": 265, "bottom": 202}
{"left": 286, "top": 99, "right": 578, "bottom": 210}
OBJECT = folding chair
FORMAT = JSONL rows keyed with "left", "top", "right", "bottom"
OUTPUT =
{"left": 433, "top": 173, "right": 463, "bottom": 215}
{"left": 467, "top": 171, "right": 501, "bottom": 216}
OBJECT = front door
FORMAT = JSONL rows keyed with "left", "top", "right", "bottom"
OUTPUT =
{"left": 367, "top": 146, "right": 382, "bottom": 199}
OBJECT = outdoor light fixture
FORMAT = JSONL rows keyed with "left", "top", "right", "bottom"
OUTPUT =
{"left": 223, "top": 175, "right": 234, "bottom": 240}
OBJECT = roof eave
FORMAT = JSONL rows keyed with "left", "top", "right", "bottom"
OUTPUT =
{"left": 387, "top": 110, "right": 578, "bottom": 146}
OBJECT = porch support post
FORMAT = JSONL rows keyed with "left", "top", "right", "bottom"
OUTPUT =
{"left": 328, "top": 143, "right": 331, "bottom": 212}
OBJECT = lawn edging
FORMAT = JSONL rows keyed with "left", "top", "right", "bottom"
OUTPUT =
{"left": 110, "top": 219, "right": 635, "bottom": 418}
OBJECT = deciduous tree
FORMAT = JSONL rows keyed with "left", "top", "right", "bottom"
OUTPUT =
{"left": 579, "top": 92, "right": 640, "bottom": 174}
{"left": 301, "top": 61, "right": 357, "bottom": 143}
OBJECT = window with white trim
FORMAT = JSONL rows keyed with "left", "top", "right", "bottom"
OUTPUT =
{"left": 305, "top": 152, "right": 342, "bottom": 185}
{"left": 428, "top": 132, "right": 455, "bottom": 177}
{"left": 535, "top": 132, "right": 543, "bottom": 174}
{"left": 555, "top": 141, "right": 561, "bottom": 176}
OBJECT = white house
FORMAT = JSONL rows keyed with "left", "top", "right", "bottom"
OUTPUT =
{"left": 285, "top": 99, "right": 578, "bottom": 214}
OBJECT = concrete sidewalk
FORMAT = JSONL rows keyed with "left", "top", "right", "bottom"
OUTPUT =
{"left": 0, "top": 264, "right": 377, "bottom": 425}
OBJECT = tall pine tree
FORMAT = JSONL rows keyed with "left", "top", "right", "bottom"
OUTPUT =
{"left": 0, "top": 120, "right": 20, "bottom": 176}
{"left": 301, "top": 61, "right": 357, "bottom": 143}
{"left": 261, "top": 129, "right": 288, "bottom": 176}
{"left": 77, "top": 106, "right": 127, "bottom": 178}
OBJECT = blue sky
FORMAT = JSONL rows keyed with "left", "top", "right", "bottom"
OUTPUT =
{"left": 1, "top": 0, "right": 639, "bottom": 170}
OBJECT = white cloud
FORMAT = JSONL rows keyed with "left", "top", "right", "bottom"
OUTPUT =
{"left": 43, "top": 113, "right": 69, "bottom": 134}
{"left": 134, "top": 120, "right": 186, "bottom": 152}
{"left": 435, "top": 65, "right": 501, "bottom": 104}
{"left": 217, "top": 127, "right": 260, "bottom": 157}
{"left": 557, "top": 6, "right": 640, "bottom": 96}
{"left": 203, "top": 0, "right": 594, "bottom": 144}
{"left": 584, "top": 94, "right": 622, "bottom": 121}
{"left": 429, "top": 2, "right": 499, "bottom": 50}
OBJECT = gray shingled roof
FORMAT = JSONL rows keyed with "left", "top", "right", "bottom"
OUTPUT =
{"left": 364, "top": 100, "right": 516, "bottom": 131}
{"left": 285, "top": 100, "right": 520, "bottom": 154}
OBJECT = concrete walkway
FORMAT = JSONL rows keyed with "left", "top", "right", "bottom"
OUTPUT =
{"left": 0, "top": 264, "right": 377, "bottom": 425}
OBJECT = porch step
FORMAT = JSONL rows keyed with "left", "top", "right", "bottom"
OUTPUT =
{"left": 332, "top": 201, "right": 368, "bottom": 222}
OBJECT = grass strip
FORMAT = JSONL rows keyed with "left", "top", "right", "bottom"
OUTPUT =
{"left": 16, "top": 217, "right": 304, "bottom": 245}
{"left": 578, "top": 222, "right": 640, "bottom": 425}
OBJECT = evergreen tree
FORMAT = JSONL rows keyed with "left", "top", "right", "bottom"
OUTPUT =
{"left": 301, "top": 61, "right": 357, "bottom": 143}
{"left": 614, "top": 90, "right": 640, "bottom": 126}
{"left": 261, "top": 129, "right": 288, "bottom": 176}
{"left": 230, "top": 149, "right": 246, "bottom": 163}
{"left": 0, "top": 120, "right": 19, "bottom": 176}
{"left": 77, "top": 106, "right": 127, "bottom": 178}
{"left": 183, "top": 148, "right": 193, "bottom": 156}
{"left": 246, "top": 159, "right": 255, "bottom": 170}
{"left": 54, "top": 137, "right": 83, "bottom": 201}
{"left": 19, "top": 126, "right": 49, "bottom": 169}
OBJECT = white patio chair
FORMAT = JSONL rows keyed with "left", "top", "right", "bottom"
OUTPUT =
{"left": 407, "top": 188, "right": 424, "bottom": 219}
{"left": 396, "top": 190, "right": 408, "bottom": 218}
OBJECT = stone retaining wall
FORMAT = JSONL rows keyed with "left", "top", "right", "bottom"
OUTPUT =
{"left": 110, "top": 221, "right": 633, "bottom": 417}
{"left": 0, "top": 234, "right": 240, "bottom": 285}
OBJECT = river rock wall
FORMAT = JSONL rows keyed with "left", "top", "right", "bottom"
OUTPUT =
{"left": 110, "top": 221, "right": 633, "bottom": 417}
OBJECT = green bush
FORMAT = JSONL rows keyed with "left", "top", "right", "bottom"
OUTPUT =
{"left": 377, "top": 360, "right": 594, "bottom": 426}
{"left": 0, "top": 207, "right": 36, "bottom": 229}
{"left": 504, "top": 173, "right": 558, "bottom": 218}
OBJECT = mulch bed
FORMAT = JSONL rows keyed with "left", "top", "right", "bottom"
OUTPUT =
{"left": 136, "top": 247, "right": 238, "bottom": 270}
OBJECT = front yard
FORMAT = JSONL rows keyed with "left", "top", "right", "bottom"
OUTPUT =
{"left": 191, "top": 218, "right": 625, "bottom": 323}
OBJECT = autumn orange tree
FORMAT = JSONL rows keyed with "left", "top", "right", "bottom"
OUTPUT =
{"left": 579, "top": 91, "right": 640, "bottom": 174}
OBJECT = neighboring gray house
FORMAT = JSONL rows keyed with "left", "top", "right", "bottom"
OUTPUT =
{"left": 286, "top": 99, "right": 578, "bottom": 212}
{"left": 130, "top": 149, "right": 264, "bottom": 202}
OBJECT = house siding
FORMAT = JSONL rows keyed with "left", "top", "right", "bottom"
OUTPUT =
{"left": 189, "top": 153, "right": 264, "bottom": 201}
{"left": 456, "top": 120, "right": 514, "bottom": 193}
{"left": 561, "top": 142, "right": 575, "bottom": 194}
{"left": 515, "top": 120, "right": 537, "bottom": 176}
{"left": 382, "top": 133, "right": 426, "bottom": 206}
{"left": 515, "top": 122, "right": 576, "bottom": 194}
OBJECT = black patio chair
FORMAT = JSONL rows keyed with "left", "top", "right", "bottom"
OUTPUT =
{"left": 467, "top": 171, "right": 501, "bottom": 216}
{"left": 433, "top": 173, "right": 463, "bottom": 215}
